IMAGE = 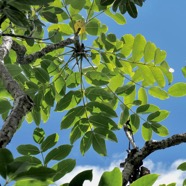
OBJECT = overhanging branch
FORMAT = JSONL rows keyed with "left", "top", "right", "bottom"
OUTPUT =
{"left": 122, "top": 133, "right": 186, "bottom": 185}
{"left": 12, "top": 37, "right": 76, "bottom": 64}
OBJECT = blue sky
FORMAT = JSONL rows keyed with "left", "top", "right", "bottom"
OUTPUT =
{"left": 3, "top": 0, "right": 186, "bottom": 185}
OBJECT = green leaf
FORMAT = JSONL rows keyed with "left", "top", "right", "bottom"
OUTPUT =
{"left": 168, "top": 82, "right": 186, "bottom": 97}
{"left": 6, "top": 64, "right": 22, "bottom": 77}
{"left": 0, "top": 149, "right": 14, "bottom": 179}
{"left": 138, "top": 87, "right": 147, "bottom": 105}
{"left": 33, "top": 129, "right": 45, "bottom": 145}
{"left": 177, "top": 162, "right": 186, "bottom": 171}
{"left": 85, "top": 86, "right": 113, "bottom": 101}
{"left": 126, "top": 1, "right": 138, "bottom": 18}
{"left": 149, "top": 87, "right": 169, "bottom": 100}
{"left": 66, "top": 72, "right": 81, "bottom": 88}
{"left": 14, "top": 179, "right": 51, "bottom": 186}
{"left": 98, "top": 167, "right": 122, "bottom": 186}
{"left": 138, "top": 65, "right": 155, "bottom": 86}
{"left": 150, "top": 67, "right": 165, "bottom": 88}
{"left": 44, "top": 145, "right": 73, "bottom": 165}
{"left": 53, "top": 75, "right": 66, "bottom": 94}
{"left": 14, "top": 166, "right": 56, "bottom": 181}
{"left": 61, "top": 106, "right": 85, "bottom": 129}
{"left": 55, "top": 90, "right": 82, "bottom": 111}
{"left": 14, "top": 156, "right": 42, "bottom": 166}
{"left": 94, "top": 128, "right": 118, "bottom": 142}
{"left": 17, "top": 144, "right": 40, "bottom": 155}
{"left": 85, "top": 71, "right": 109, "bottom": 86}
{"left": 41, "top": 133, "right": 59, "bottom": 152}
{"left": 92, "top": 133, "right": 107, "bottom": 156}
{"left": 132, "top": 34, "right": 146, "bottom": 61}
{"left": 130, "top": 114, "right": 140, "bottom": 133}
{"left": 121, "top": 34, "right": 134, "bottom": 57}
{"left": 100, "top": 0, "right": 114, "bottom": 6}
{"left": 32, "top": 109, "right": 41, "bottom": 126}
{"left": 89, "top": 114, "right": 118, "bottom": 130}
{"left": 154, "top": 48, "right": 167, "bottom": 64}
{"left": 160, "top": 61, "right": 173, "bottom": 85}
{"left": 3, "top": 6, "right": 29, "bottom": 27}
{"left": 147, "top": 110, "right": 169, "bottom": 122}
{"left": 151, "top": 123, "right": 169, "bottom": 137}
{"left": 105, "top": 9, "right": 126, "bottom": 25}
{"left": 136, "top": 104, "right": 159, "bottom": 114}
{"left": 144, "top": 42, "right": 156, "bottom": 63}
{"left": 86, "top": 19, "right": 101, "bottom": 36}
{"left": 69, "top": 170, "right": 93, "bottom": 186}
{"left": 44, "top": 89, "right": 55, "bottom": 106}
{"left": 119, "top": 105, "right": 129, "bottom": 128}
{"left": 41, "top": 12, "right": 58, "bottom": 23}
{"left": 182, "top": 66, "right": 186, "bottom": 78}
{"left": 130, "top": 174, "right": 159, "bottom": 186}
{"left": 70, "top": 120, "right": 89, "bottom": 144}
{"left": 52, "top": 159, "right": 76, "bottom": 181}
{"left": 86, "top": 101, "right": 117, "bottom": 117}
{"left": 16, "top": 0, "right": 54, "bottom": 5}
{"left": 116, "top": 84, "right": 135, "bottom": 96}
{"left": 80, "top": 131, "right": 93, "bottom": 155}
{"left": 34, "top": 68, "right": 50, "bottom": 83}
{"left": 142, "top": 122, "right": 152, "bottom": 141}
{"left": 183, "top": 179, "right": 186, "bottom": 186}
{"left": 0, "top": 99, "right": 11, "bottom": 114}
{"left": 91, "top": 50, "right": 101, "bottom": 65}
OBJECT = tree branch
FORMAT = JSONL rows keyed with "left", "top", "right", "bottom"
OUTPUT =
{"left": 121, "top": 133, "right": 186, "bottom": 185}
{"left": 0, "top": 36, "right": 33, "bottom": 148}
{"left": 11, "top": 37, "right": 76, "bottom": 64}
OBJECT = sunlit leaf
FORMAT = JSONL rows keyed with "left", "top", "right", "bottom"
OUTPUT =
{"left": 154, "top": 48, "right": 166, "bottom": 64}
{"left": 147, "top": 110, "right": 169, "bottom": 122}
{"left": 138, "top": 87, "right": 147, "bottom": 105}
{"left": 149, "top": 87, "right": 169, "bottom": 100}
{"left": 168, "top": 82, "right": 186, "bottom": 97}
{"left": 98, "top": 167, "right": 122, "bottom": 186}
{"left": 142, "top": 122, "right": 152, "bottom": 141}
{"left": 144, "top": 42, "right": 156, "bottom": 63}
{"left": 177, "top": 162, "right": 186, "bottom": 171}
{"left": 151, "top": 123, "right": 169, "bottom": 137}
{"left": 121, "top": 34, "right": 134, "bottom": 57}
{"left": 182, "top": 66, "right": 186, "bottom": 78}
{"left": 136, "top": 104, "right": 159, "bottom": 114}
{"left": 130, "top": 174, "right": 159, "bottom": 186}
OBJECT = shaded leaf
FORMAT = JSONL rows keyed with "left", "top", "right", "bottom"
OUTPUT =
{"left": 126, "top": 1, "right": 138, "bottom": 18}
{"left": 130, "top": 114, "right": 140, "bottom": 133}
{"left": 147, "top": 110, "right": 169, "bottom": 122}
{"left": 0, "top": 99, "right": 11, "bottom": 114}
{"left": 80, "top": 131, "right": 93, "bottom": 155}
{"left": 0, "top": 149, "right": 14, "bottom": 179}
{"left": 69, "top": 170, "right": 93, "bottom": 186}
{"left": 177, "top": 162, "right": 186, "bottom": 171}
{"left": 136, "top": 104, "right": 159, "bottom": 114}
{"left": 17, "top": 144, "right": 40, "bottom": 155}
{"left": 44, "top": 145, "right": 73, "bottom": 165}
{"left": 92, "top": 133, "right": 107, "bottom": 156}
{"left": 41, "top": 133, "right": 59, "bottom": 152}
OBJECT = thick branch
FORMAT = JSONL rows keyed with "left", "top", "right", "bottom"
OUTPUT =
{"left": 122, "top": 133, "right": 186, "bottom": 185}
{"left": 0, "top": 36, "right": 33, "bottom": 148}
{"left": 11, "top": 37, "right": 76, "bottom": 64}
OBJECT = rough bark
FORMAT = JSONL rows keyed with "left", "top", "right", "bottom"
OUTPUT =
{"left": 122, "top": 133, "right": 186, "bottom": 185}
{"left": 11, "top": 38, "right": 76, "bottom": 64}
{"left": 0, "top": 36, "right": 33, "bottom": 148}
